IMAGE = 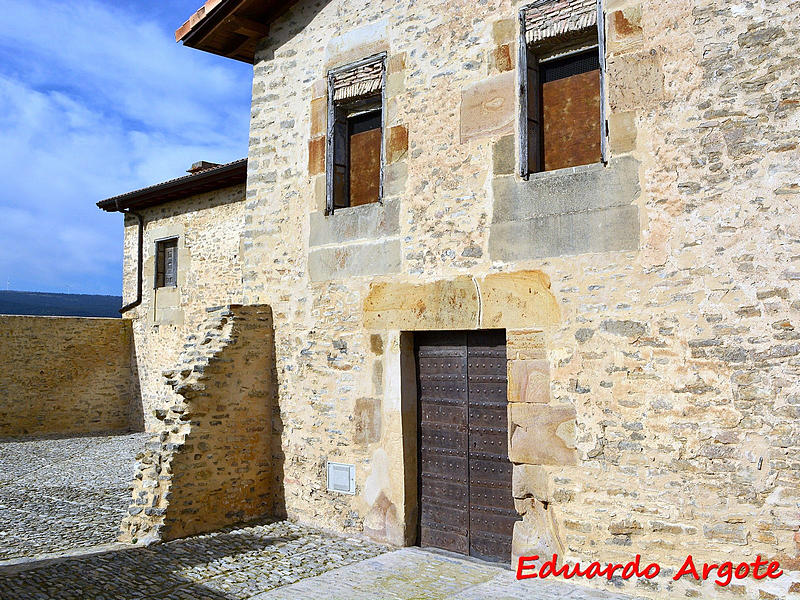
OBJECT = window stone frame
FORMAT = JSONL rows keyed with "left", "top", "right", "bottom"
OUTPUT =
{"left": 325, "top": 52, "right": 387, "bottom": 215}
{"left": 518, "top": 0, "right": 608, "bottom": 178}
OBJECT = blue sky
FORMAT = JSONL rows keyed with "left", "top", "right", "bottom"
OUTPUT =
{"left": 0, "top": 0, "right": 252, "bottom": 295}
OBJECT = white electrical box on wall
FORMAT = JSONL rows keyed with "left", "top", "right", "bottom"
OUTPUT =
{"left": 327, "top": 461, "right": 356, "bottom": 494}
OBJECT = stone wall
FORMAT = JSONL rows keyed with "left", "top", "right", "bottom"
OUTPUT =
{"left": 121, "top": 184, "right": 246, "bottom": 431}
{"left": 0, "top": 315, "right": 137, "bottom": 437}
{"left": 236, "top": 0, "right": 800, "bottom": 598}
{"left": 120, "top": 305, "right": 279, "bottom": 543}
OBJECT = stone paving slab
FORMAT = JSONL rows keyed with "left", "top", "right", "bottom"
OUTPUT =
{"left": 0, "top": 432, "right": 148, "bottom": 560}
{"left": 253, "top": 546, "right": 642, "bottom": 600}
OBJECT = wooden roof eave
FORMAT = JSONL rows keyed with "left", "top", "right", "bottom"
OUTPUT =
{"left": 177, "top": 0, "right": 295, "bottom": 64}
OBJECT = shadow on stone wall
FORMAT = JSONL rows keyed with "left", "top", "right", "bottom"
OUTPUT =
{"left": 128, "top": 336, "right": 145, "bottom": 433}
{"left": 119, "top": 305, "right": 284, "bottom": 544}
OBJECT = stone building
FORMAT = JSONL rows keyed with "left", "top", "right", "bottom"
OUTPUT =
{"left": 97, "top": 0, "right": 799, "bottom": 597}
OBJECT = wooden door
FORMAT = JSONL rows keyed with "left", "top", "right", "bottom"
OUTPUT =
{"left": 416, "top": 330, "right": 517, "bottom": 562}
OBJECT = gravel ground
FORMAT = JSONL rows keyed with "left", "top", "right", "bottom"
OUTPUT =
{"left": 0, "top": 432, "right": 148, "bottom": 560}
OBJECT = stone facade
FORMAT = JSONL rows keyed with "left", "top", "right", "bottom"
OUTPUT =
{"left": 229, "top": 0, "right": 800, "bottom": 598}
{"left": 0, "top": 315, "right": 137, "bottom": 437}
{"left": 113, "top": 0, "right": 800, "bottom": 597}
{"left": 121, "top": 184, "right": 246, "bottom": 431}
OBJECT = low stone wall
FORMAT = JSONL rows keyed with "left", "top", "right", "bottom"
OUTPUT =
{"left": 120, "top": 305, "right": 279, "bottom": 543}
{"left": 0, "top": 315, "right": 137, "bottom": 437}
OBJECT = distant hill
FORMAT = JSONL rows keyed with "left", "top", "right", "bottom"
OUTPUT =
{"left": 0, "top": 291, "right": 122, "bottom": 318}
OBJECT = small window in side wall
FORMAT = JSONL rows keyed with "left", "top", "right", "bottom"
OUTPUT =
{"left": 326, "top": 54, "right": 386, "bottom": 213}
{"left": 519, "top": 2, "right": 607, "bottom": 176}
{"left": 155, "top": 238, "right": 178, "bottom": 288}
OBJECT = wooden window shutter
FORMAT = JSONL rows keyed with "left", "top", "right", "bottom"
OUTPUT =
{"left": 517, "top": 10, "right": 528, "bottom": 178}
{"left": 332, "top": 108, "right": 349, "bottom": 208}
{"left": 526, "top": 48, "right": 542, "bottom": 174}
{"left": 156, "top": 243, "right": 165, "bottom": 288}
{"left": 164, "top": 243, "right": 177, "bottom": 287}
{"left": 325, "top": 75, "right": 336, "bottom": 214}
{"left": 518, "top": 9, "right": 542, "bottom": 177}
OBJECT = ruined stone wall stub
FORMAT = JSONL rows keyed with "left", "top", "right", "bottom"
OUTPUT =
{"left": 121, "top": 184, "right": 246, "bottom": 432}
{"left": 119, "top": 305, "right": 278, "bottom": 543}
{"left": 0, "top": 316, "right": 137, "bottom": 437}
{"left": 239, "top": 0, "right": 800, "bottom": 597}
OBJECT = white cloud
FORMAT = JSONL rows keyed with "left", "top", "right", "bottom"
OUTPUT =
{"left": 0, "top": 0, "right": 252, "bottom": 295}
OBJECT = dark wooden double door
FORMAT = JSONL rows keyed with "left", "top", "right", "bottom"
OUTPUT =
{"left": 415, "top": 330, "right": 518, "bottom": 563}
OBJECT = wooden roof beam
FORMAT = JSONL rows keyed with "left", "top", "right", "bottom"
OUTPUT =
{"left": 225, "top": 15, "right": 269, "bottom": 38}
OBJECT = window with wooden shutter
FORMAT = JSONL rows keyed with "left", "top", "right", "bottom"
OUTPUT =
{"left": 155, "top": 238, "right": 178, "bottom": 288}
{"left": 519, "top": 0, "right": 607, "bottom": 176}
{"left": 326, "top": 54, "right": 386, "bottom": 213}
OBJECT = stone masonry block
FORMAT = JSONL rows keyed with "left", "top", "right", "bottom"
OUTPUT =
{"left": 607, "top": 6, "right": 643, "bottom": 53}
{"left": 507, "top": 330, "right": 547, "bottom": 360}
{"left": 308, "top": 136, "right": 325, "bottom": 175}
{"left": 386, "top": 71, "right": 405, "bottom": 96}
{"left": 608, "top": 110, "right": 637, "bottom": 154}
{"left": 489, "top": 204, "right": 640, "bottom": 262}
{"left": 492, "top": 156, "right": 641, "bottom": 223}
{"left": 511, "top": 502, "right": 564, "bottom": 566}
{"left": 313, "top": 174, "right": 326, "bottom": 212}
{"left": 311, "top": 78, "right": 327, "bottom": 99}
{"left": 479, "top": 270, "right": 561, "bottom": 329}
{"left": 387, "top": 125, "right": 408, "bottom": 164}
{"left": 490, "top": 44, "right": 513, "bottom": 73}
{"left": 325, "top": 19, "right": 388, "bottom": 69}
{"left": 607, "top": 50, "right": 664, "bottom": 111}
{"left": 310, "top": 97, "right": 327, "bottom": 137}
{"left": 383, "top": 160, "right": 407, "bottom": 197}
{"left": 512, "top": 464, "right": 555, "bottom": 502}
{"left": 309, "top": 198, "right": 399, "bottom": 247}
{"left": 509, "top": 404, "right": 578, "bottom": 466}
{"left": 387, "top": 52, "right": 406, "bottom": 74}
{"left": 492, "top": 18, "right": 516, "bottom": 44}
{"left": 492, "top": 135, "right": 515, "bottom": 175}
{"left": 354, "top": 396, "right": 382, "bottom": 445}
{"left": 508, "top": 359, "right": 550, "bottom": 403}
{"left": 460, "top": 71, "right": 516, "bottom": 142}
{"left": 363, "top": 276, "right": 479, "bottom": 331}
{"left": 308, "top": 239, "right": 401, "bottom": 282}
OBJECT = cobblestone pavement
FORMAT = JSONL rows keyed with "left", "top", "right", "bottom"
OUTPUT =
{"left": 0, "top": 519, "right": 638, "bottom": 600}
{"left": 0, "top": 432, "right": 148, "bottom": 560}
{"left": 0, "top": 520, "right": 388, "bottom": 599}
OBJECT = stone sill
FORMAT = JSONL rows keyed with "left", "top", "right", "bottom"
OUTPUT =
{"left": 525, "top": 160, "right": 606, "bottom": 182}
{"left": 489, "top": 155, "right": 641, "bottom": 261}
{"left": 309, "top": 198, "right": 399, "bottom": 248}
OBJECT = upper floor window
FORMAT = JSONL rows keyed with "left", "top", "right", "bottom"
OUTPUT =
{"left": 155, "top": 237, "right": 178, "bottom": 288}
{"left": 326, "top": 54, "right": 386, "bottom": 213}
{"left": 519, "top": 0, "right": 607, "bottom": 176}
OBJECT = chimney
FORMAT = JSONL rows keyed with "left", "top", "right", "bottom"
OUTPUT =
{"left": 187, "top": 161, "right": 220, "bottom": 174}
